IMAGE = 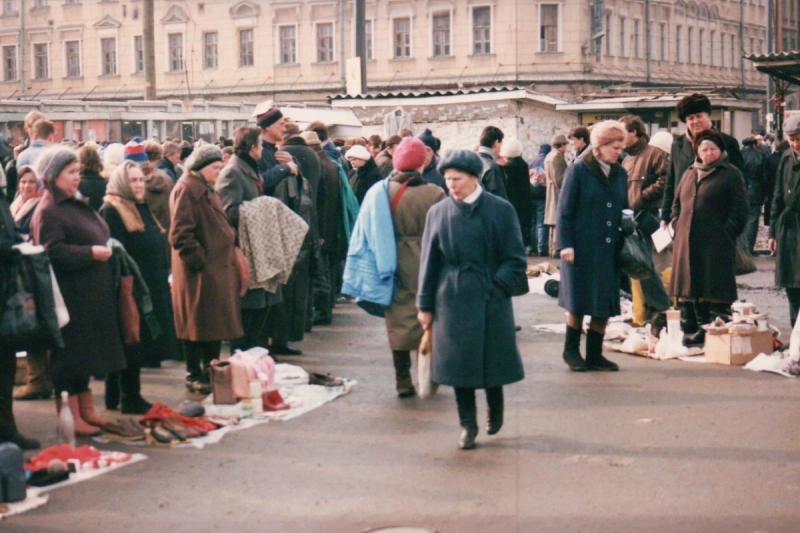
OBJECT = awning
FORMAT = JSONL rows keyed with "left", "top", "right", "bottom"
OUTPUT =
{"left": 745, "top": 50, "right": 800, "bottom": 85}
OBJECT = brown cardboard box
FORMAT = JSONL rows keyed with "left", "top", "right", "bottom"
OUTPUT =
{"left": 704, "top": 330, "right": 774, "bottom": 366}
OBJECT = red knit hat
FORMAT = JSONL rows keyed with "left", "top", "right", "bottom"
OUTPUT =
{"left": 392, "top": 137, "right": 427, "bottom": 172}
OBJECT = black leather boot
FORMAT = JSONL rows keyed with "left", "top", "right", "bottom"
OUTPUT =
{"left": 562, "top": 325, "right": 587, "bottom": 371}
{"left": 392, "top": 350, "right": 415, "bottom": 398}
{"left": 105, "top": 372, "right": 120, "bottom": 410}
{"left": 680, "top": 301, "right": 698, "bottom": 334}
{"left": 455, "top": 388, "right": 478, "bottom": 450}
{"left": 120, "top": 366, "right": 152, "bottom": 415}
{"left": 486, "top": 387, "right": 504, "bottom": 435}
{"left": 586, "top": 330, "right": 619, "bottom": 371}
{"left": 685, "top": 301, "right": 710, "bottom": 346}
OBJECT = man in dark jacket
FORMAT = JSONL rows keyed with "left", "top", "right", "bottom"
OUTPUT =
{"left": 764, "top": 140, "right": 787, "bottom": 226}
{"left": 741, "top": 137, "right": 767, "bottom": 253}
{"left": 0, "top": 197, "right": 40, "bottom": 450}
{"left": 418, "top": 129, "right": 446, "bottom": 191}
{"left": 476, "top": 126, "right": 508, "bottom": 199}
{"left": 157, "top": 141, "right": 181, "bottom": 182}
{"left": 660, "top": 93, "right": 744, "bottom": 224}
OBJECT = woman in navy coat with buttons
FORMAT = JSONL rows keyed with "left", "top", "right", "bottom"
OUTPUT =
{"left": 556, "top": 121, "right": 628, "bottom": 372}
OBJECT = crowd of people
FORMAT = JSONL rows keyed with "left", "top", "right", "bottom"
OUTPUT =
{"left": 1, "top": 91, "right": 799, "bottom": 451}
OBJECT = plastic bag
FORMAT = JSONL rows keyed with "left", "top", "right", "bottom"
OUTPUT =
{"left": 734, "top": 241, "right": 756, "bottom": 275}
{"left": 618, "top": 232, "right": 654, "bottom": 280}
{"left": 230, "top": 347, "right": 277, "bottom": 392}
{"left": 0, "top": 261, "right": 37, "bottom": 342}
{"left": 417, "top": 330, "right": 438, "bottom": 399}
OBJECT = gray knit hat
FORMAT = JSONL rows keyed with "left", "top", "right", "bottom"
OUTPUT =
{"left": 35, "top": 145, "right": 78, "bottom": 190}
{"left": 785, "top": 114, "right": 800, "bottom": 137}
{"left": 185, "top": 143, "right": 223, "bottom": 173}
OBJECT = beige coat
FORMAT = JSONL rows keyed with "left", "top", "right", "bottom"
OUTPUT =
{"left": 385, "top": 179, "right": 445, "bottom": 351}
{"left": 544, "top": 149, "right": 567, "bottom": 226}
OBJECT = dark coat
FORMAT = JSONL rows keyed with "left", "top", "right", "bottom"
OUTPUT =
{"left": 157, "top": 159, "right": 178, "bottom": 182}
{"left": 375, "top": 149, "right": 393, "bottom": 178}
{"left": 168, "top": 172, "right": 243, "bottom": 342}
{"left": 477, "top": 150, "right": 508, "bottom": 199}
{"left": 350, "top": 159, "right": 383, "bottom": 205}
{"left": 661, "top": 131, "right": 744, "bottom": 222}
{"left": 312, "top": 144, "right": 345, "bottom": 260}
{"left": 502, "top": 157, "right": 532, "bottom": 246}
{"left": 78, "top": 171, "right": 107, "bottom": 211}
{"left": 422, "top": 158, "right": 446, "bottom": 191}
{"left": 670, "top": 158, "right": 748, "bottom": 303}
{"left": 100, "top": 201, "right": 178, "bottom": 363}
{"left": 556, "top": 153, "right": 628, "bottom": 318}
{"left": 769, "top": 150, "right": 800, "bottom": 288}
{"left": 418, "top": 191, "right": 526, "bottom": 389}
{"left": 0, "top": 198, "right": 20, "bottom": 323}
{"left": 741, "top": 145, "right": 767, "bottom": 207}
{"left": 283, "top": 138, "right": 323, "bottom": 206}
{"left": 259, "top": 140, "right": 294, "bottom": 195}
{"left": 30, "top": 188, "right": 125, "bottom": 381}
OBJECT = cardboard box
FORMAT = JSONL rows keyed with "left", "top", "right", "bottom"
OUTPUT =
{"left": 704, "top": 330, "right": 774, "bottom": 366}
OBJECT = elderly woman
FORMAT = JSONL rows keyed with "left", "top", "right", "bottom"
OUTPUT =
{"left": 31, "top": 146, "right": 126, "bottom": 436}
{"left": 384, "top": 138, "right": 445, "bottom": 397}
{"left": 100, "top": 161, "right": 176, "bottom": 412}
{"left": 346, "top": 144, "right": 383, "bottom": 204}
{"left": 169, "top": 144, "right": 243, "bottom": 394}
{"left": 670, "top": 129, "right": 747, "bottom": 343}
{"left": 417, "top": 149, "right": 527, "bottom": 450}
{"left": 557, "top": 120, "right": 628, "bottom": 372}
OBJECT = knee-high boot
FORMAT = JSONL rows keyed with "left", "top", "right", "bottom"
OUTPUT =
{"left": 454, "top": 387, "right": 478, "bottom": 450}
{"left": 120, "top": 365, "right": 152, "bottom": 415}
{"left": 562, "top": 325, "right": 587, "bottom": 371}
{"left": 486, "top": 387, "right": 504, "bottom": 435}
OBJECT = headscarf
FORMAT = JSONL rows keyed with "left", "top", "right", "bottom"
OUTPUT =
{"left": 104, "top": 160, "right": 145, "bottom": 233}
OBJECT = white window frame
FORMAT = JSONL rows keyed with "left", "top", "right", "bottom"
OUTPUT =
{"left": 314, "top": 21, "right": 335, "bottom": 63}
{"left": 63, "top": 39, "right": 81, "bottom": 77}
{"left": 167, "top": 32, "right": 184, "bottom": 72}
{"left": 363, "top": 18, "right": 373, "bottom": 61}
{"left": 32, "top": 42, "right": 49, "bottom": 80}
{"left": 203, "top": 31, "right": 218, "bottom": 70}
{"left": 2, "top": 0, "right": 16, "bottom": 17}
{"left": 133, "top": 35, "right": 144, "bottom": 73}
{"left": 538, "top": 3, "right": 562, "bottom": 53}
{"left": 470, "top": 4, "right": 493, "bottom": 56}
{"left": 277, "top": 24, "right": 298, "bottom": 65}
{"left": 239, "top": 28, "right": 254, "bottom": 67}
{"left": 391, "top": 16, "right": 413, "bottom": 59}
{"left": 430, "top": 10, "right": 452, "bottom": 58}
{"left": 99, "top": 36, "right": 117, "bottom": 76}
{"left": 618, "top": 15, "right": 626, "bottom": 57}
{"left": 2, "top": 44, "right": 16, "bottom": 81}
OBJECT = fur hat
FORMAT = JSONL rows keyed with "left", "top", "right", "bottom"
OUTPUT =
{"left": 185, "top": 144, "right": 223, "bottom": 173}
{"left": 693, "top": 129, "right": 725, "bottom": 153}
{"left": 36, "top": 146, "right": 78, "bottom": 190}
{"left": 785, "top": 114, "right": 800, "bottom": 136}
{"left": 417, "top": 128, "right": 441, "bottom": 153}
{"left": 123, "top": 137, "right": 147, "bottom": 163}
{"left": 254, "top": 100, "right": 283, "bottom": 129}
{"left": 301, "top": 131, "right": 322, "bottom": 146}
{"left": 589, "top": 120, "right": 627, "bottom": 148}
{"left": 345, "top": 144, "right": 371, "bottom": 161}
{"left": 500, "top": 138, "right": 524, "bottom": 159}
{"left": 649, "top": 131, "right": 674, "bottom": 155}
{"left": 550, "top": 134, "right": 568, "bottom": 147}
{"left": 393, "top": 137, "right": 428, "bottom": 171}
{"left": 677, "top": 93, "right": 712, "bottom": 122}
{"left": 437, "top": 149, "right": 484, "bottom": 178}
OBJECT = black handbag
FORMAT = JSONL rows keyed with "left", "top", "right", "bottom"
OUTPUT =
{"left": 0, "top": 257, "right": 38, "bottom": 343}
{"left": 619, "top": 231, "right": 654, "bottom": 280}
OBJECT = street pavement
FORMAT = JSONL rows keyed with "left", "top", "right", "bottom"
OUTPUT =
{"left": 5, "top": 256, "right": 800, "bottom": 533}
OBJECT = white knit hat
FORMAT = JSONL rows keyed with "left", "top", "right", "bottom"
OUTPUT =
{"left": 500, "top": 138, "right": 523, "bottom": 159}
{"left": 36, "top": 145, "right": 78, "bottom": 190}
{"left": 345, "top": 144, "right": 371, "bottom": 161}
{"left": 649, "top": 131, "right": 674, "bottom": 155}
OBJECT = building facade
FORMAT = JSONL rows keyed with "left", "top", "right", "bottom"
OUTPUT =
{"left": 0, "top": 1, "right": 796, "bottom": 104}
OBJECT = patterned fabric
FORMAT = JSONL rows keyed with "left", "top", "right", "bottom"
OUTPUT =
{"left": 238, "top": 196, "right": 308, "bottom": 294}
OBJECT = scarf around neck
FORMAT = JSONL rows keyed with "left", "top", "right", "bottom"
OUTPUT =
{"left": 10, "top": 195, "right": 40, "bottom": 223}
{"left": 104, "top": 194, "right": 145, "bottom": 233}
{"left": 694, "top": 152, "right": 728, "bottom": 181}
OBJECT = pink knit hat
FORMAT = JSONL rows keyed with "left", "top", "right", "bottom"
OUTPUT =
{"left": 392, "top": 137, "right": 427, "bottom": 172}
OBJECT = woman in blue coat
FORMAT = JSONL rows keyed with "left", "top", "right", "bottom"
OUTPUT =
{"left": 556, "top": 121, "right": 628, "bottom": 372}
{"left": 417, "top": 150, "right": 527, "bottom": 450}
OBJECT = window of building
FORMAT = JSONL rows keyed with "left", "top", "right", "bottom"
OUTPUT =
{"left": 676, "top": 25, "right": 682, "bottom": 63}
{"left": 364, "top": 19, "right": 373, "bottom": 60}
{"left": 279, "top": 25, "right": 297, "bottom": 64}
{"left": 168, "top": 33, "right": 183, "bottom": 72}
{"left": 472, "top": 6, "right": 491, "bottom": 55}
{"left": 316, "top": 23, "right": 334, "bottom": 63}
{"left": 721, "top": 32, "right": 726, "bottom": 67}
{"left": 730, "top": 34, "right": 735, "bottom": 69}
{"left": 659, "top": 22, "right": 667, "bottom": 61}
{"left": 687, "top": 27, "right": 693, "bottom": 64}
{"left": 2, "top": 45, "right": 15, "bottom": 81}
{"left": 710, "top": 30, "right": 716, "bottom": 66}
{"left": 605, "top": 12, "right": 612, "bottom": 57}
{"left": 100, "top": 37, "right": 116, "bottom": 75}
{"left": 540, "top": 4, "right": 560, "bottom": 53}
{"left": 65, "top": 40, "right": 80, "bottom": 77}
{"left": 240, "top": 29, "right": 254, "bottom": 66}
{"left": 133, "top": 35, "right": 144, "bottom": 73}
{"left": 33, "top": 43, "right": 48, "bottom": 79}
{"left": 432, "top": 12, "right": 451, "bottom": 57}
{"left": 203, "top": 32, "right": 217, "bottom": 69}
{"left": 393, "top": 17, "right": 411, "bottom": 58}
{"left": 698, "top": 29, "right": 704, "bottom": 64}
{"left": 632, "top": 19, "right": 640, "bottom": 58}
{"left": 32, "top": 0, "right": 46, "bottom": 7}
{"left": 618, "top": 16, "right": 626, "bottom": 56}
{"left": 2, "top": 0, "right": 15, "bottom": 16}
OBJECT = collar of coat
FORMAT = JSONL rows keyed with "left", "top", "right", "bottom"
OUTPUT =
{"left": 583, "top": 151, "right": 622, "bottom": 185}
{"left": 182, "top": 171, "right": 215, "bottom": 199}
{"left": 626, "top": 135, "right": 650, "bottom": 157}
{"left": 477, "top": 146, "right": 495, "bottom": 161}
{"left": 230, "top": 154, "right": 261, "bottom": 182}
{"left": 51, "top": 185, "right": 88, "bottom": 206}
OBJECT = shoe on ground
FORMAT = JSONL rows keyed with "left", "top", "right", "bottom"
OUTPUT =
{"left": 121, "top": 395, "right": 153, "bottom": 415}
{"left": 586, "top": 355, "right": 620, "bottom": 371}
{"left": 308, "top": 372, "right": 344, "bottom": 387}
{"left": 269, "top": 345, "right": 303, "bottom": 356}
{"left": 313, "top": 314, "right": 333, "bottom": 326}
{"left": 459, "top": 426, "right": 478, "bottom": 450}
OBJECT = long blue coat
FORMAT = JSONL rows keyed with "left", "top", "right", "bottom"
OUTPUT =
{"left": 556, "top": 152, "right": 628, "bottom": 318}
{"left": 417, "top": 191, "right": 526, "bottom": 389}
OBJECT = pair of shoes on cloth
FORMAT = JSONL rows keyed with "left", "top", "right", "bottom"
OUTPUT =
{"left": 308, "top": 372, "right": 344, "bottom": 387}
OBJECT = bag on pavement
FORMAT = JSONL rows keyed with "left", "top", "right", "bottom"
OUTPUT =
{"left": 0, "top": 443, "right": 26, "bottom": 503}
{"left": 417, "top": 329, "right": 438, "bottom": 399}
{"left": 209, "top": 360, "right": 236, "bottom": 405}
{"left": 619, "top": 231, "right": 654, "bottom": 280}
{"left": 230, "top": 347, "right": 277, "bottom": 393}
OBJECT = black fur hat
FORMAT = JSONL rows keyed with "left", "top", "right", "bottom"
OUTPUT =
{"left": 677, "top": 93, "right": 712, "bottom": 122}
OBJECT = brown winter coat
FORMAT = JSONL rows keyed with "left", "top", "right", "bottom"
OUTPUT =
{"left": 30, "top": 187, "right": 126, "bottom": 381}
{"left": 622, "top": 136, "right": 668, "bottom": 213}
{"left": 543, "top": 149, "right": 567, "bottom": 226}
{"left": 169, "top": 171, "right": 243, "bottom": 341}
{"left": 385, "top": 178, "right": 445, "bottom": 351}
{"left": 144, "top": 166, "right": 175, "bottom": 232}
{"left": 375, "top": 148, "right": 394, "bottom": 178}
{"left": 670, "top": 157, "right": 748, "bottom": 303}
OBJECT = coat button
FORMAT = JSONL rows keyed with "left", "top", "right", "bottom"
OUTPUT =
{"left": 607, "top": 202, "right": 612, "bottom": 208}
{"left": 606, "top": 237, "right": 612, "bottom": 243}
{"left": 606, "top": 221, "right": 612, "bottom": 227}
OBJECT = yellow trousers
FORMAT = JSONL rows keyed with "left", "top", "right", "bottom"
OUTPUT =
{"left": 630, "top": 267, "right": 672, "bottom": 326}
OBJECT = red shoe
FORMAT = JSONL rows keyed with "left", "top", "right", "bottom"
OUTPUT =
{"left": 262, "top": 390, "right": 290, "bottom": 411}
{"left": 56, "top": 395, "right": 102, "bottom": 436}
{"left": 76, "top": 391, "right": 108, "bottom": 429}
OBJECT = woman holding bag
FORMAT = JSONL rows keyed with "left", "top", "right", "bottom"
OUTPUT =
{"left": 384, "top": 138, "right": 445, "bottom": 398}
{"left": 417, "top": 149, "right": 527, "bottom": 450}
{"left": 31, "top": 146, "right": 126, "bottom": 436}
{"left": 169, "top": 144, "right": 243, "bottom": 394}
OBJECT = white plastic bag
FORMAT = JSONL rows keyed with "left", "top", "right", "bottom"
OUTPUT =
{"left": 50, "top": 266, "right": 69, "bottom": 328}
{"left": 789, "top": 313, "right": 800, "bottom": 363}
{"left": 417, "top": 330, "right": 438, "bottom": 399}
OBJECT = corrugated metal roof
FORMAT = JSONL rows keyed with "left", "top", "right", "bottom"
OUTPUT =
{"left": 745, "top": 50, "right": 800, "bottom": 62}
{"left": 330, "top": 85, "right": 561, "bottom": 103}
{"left": 745, "top": 50, "right": 800, "bottom": 85}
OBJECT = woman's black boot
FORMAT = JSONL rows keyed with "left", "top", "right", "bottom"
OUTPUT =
{"left": 486, "top": 387, "right": 504, "bottom": 435}
{"left": 455, "top": 388, "right": 478, "bottom": 450}
{"left": 585, "top": 330, "right": 619, "bottom": 371}
{"left": 105, "top": 372, "right": 120, "bottom": 410}
{"left": 562, "top": 325, "right": 587, "bottom": 371}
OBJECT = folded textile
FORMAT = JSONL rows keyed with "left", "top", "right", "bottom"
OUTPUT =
{"left": 26, "top": 445, "right": 131, "bottom": 472}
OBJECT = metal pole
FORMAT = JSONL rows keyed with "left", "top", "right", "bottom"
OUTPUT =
{"left": 766, "top": 0, "right": 773, "bottom": 132}
{"left": 645, "top": 0, "right": 651, "bottom": 84}
{"left": 739, "top": 0, "right": 745, "bottom": 89}
{"left": 18, "top": 0, "right": 24, "bottom": 97}
{"left": 338, "top": 0, "right": 345, "bottom": 89}
{"left": 355, "top": 0, "right": 366, "bottom": 93}
{"left": 143, "top": 0, "right": 156, "bottom": 100}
